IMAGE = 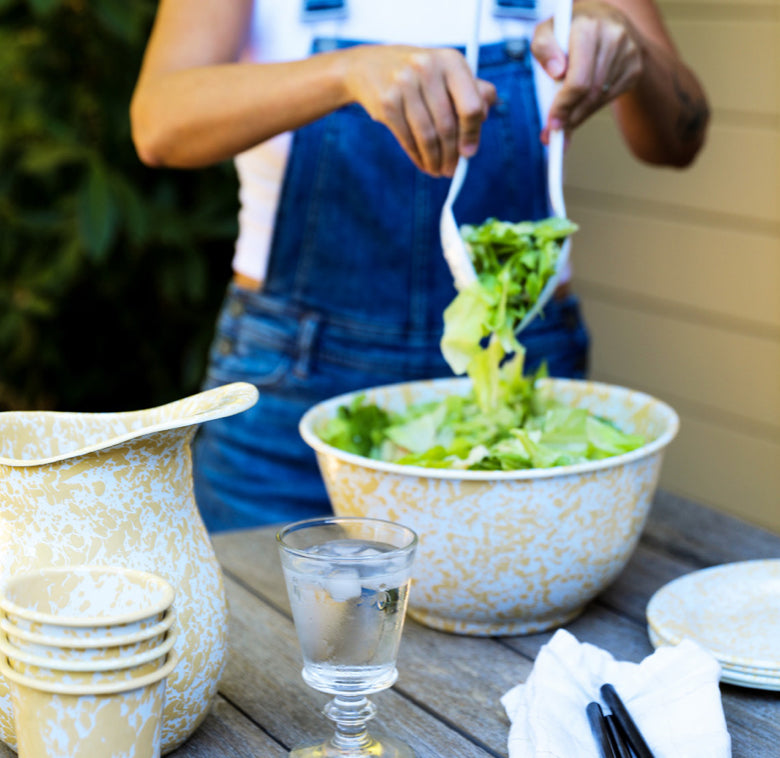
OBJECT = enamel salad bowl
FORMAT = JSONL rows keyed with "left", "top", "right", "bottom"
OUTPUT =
{"left": 300, "top": 377, "right": 679, "bottom": 636}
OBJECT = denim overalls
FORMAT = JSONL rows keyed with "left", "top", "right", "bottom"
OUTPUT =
{"left": 193, "top": 37, "right": 589, "bottom": 532}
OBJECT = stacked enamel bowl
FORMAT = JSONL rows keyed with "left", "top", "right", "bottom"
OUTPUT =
{"left": 0, "top": 566, "right": 177, "bottom": 758}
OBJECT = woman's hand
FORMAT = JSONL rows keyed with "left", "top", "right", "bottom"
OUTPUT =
{"left": 340, "top": 45, "right": 497, "bottom": 177}
{"left": 132, "top": 0, "right": 496, "bottom": 175}
{"left": 532, "top": 1, "right": 643, "bottom": 142}
{"left": 531, "top": 0, "right": 709, "bottom": 166}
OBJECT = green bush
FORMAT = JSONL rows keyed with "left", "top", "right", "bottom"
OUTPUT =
{"left": 0, "top": 0, "right": 239, "bottom": 412}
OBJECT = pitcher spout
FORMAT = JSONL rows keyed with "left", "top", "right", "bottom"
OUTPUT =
{"left": 0, "top": 382, "right": 259, "bottom": 467}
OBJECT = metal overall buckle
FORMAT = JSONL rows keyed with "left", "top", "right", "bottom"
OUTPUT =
{"left": 301, "top": 0, "right": 348, "bottom": 23}
{"left": 493, "top": 0, "right": 538, "bottom": 21}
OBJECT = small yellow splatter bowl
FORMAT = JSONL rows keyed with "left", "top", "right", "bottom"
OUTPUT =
{"left": 0, "top": 610, "right": 175, "bottom": 662}
{"left": 300, "top": 377, "right": 678, "bottom": 636}
{"left": 0, "top": 630, "right": 176, "bottom": 686}
{"left": 1, "top": 651, "right": 177, "bottom": 758}
{"left": 0, "top": 566, "right": 174, "bottom": 640}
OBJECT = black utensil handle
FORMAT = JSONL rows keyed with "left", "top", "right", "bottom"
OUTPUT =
{"left": 587, "top": 701, "right": 617, "bottom": 758}
{"left": 605, "top": 714, "right": 633, "bottom": 758}
{"left": 601, "top": 683, "right": 656, "bottom": 758}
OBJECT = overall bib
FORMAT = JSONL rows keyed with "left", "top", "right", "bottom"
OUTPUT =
{"left": 193, "top": 38, "right": 589, "bottom": 532}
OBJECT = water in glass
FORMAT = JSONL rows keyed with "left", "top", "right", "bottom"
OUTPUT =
{"left": 278, "top": 517, "right": 418, "bottom": 758}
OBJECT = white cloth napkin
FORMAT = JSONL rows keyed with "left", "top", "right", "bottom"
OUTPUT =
{"left": 501, "top": 629, "right": 731, "bottom": 758}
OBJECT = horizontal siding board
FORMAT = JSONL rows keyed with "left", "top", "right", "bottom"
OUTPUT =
{"left": 669, "top": 19, "right": 779, "bottom": 117}
{"left": 568, "top": 204, "right": 780, "bottom": 332}
{"left": 565, "top": 117, "right": 779, "bottom": 224}
{"left": 658, "top": 414, "right": 780, "bottom": 535}
{"left": 580, "top": 299, "right": 780, "bottom": 431}
{"left": 563, "top": 3, "right": 780, "bottom": 539}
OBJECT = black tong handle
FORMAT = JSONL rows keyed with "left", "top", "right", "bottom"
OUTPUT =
{"left": 601, "top": 683, "right": 656, "bottom": 758}
{"left": 605, "top": 714, "right": 633, "bottom": 758}
{"left": 587, "top": 702, "right": 617, "bottom": 758}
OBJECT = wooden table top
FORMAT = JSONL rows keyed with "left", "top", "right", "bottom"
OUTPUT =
{"left": 2, "top": 491, "right": 776, "bottom": 757}
{"left": 165, "top": 490, "right": 779, "bottom": 758}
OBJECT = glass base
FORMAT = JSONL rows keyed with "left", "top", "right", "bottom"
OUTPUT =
{"left": 290, "top": 734, "right": 415, "bottom": 757}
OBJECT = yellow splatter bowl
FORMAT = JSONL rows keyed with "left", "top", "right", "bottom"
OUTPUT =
{"left": 0, "top": 610, "right": 175, "bottom": 662}
{"left": 0, "top": 566, "right": 174, "bottom": 639}
{"left": 0, "top": 630, "right": 176, "bottom": 686}
{"left": 1, "top": 651, "right": 177, "bottom": 758}
{"left": 300, "top": 377, "right": 679, "bottom": 636}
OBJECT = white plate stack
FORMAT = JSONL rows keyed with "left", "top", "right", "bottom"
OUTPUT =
{"left": 646, "top": 559, "right": 780, "bottom": 691}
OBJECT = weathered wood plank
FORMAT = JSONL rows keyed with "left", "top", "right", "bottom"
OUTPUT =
{"left": 500, "top": 604, "right": 780, "bottom": 758}
{"left": 496, "top": 495, "right": 780, "bottom": 758}
{"left": 644, "top": 490, "right": 780, "bottom": 562}
{"left": 168, "top": 696, "right": 287, "bottom": 757}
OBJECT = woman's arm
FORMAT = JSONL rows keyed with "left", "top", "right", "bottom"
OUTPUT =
{"left": 130, "top": 0, "right": 352, "bottom": 168}
{"left": 130, "top": 0, "right": 494, "bottom": 176}
{"left": 532, "top": 0, "right": 710, "bottom": 167}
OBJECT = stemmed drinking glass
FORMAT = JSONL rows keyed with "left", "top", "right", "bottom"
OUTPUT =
{"left": 277, "top": 516, "right": 418, "bottom": 758}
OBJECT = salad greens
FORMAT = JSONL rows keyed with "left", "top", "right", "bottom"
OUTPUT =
{"left": 318, "top": 216, "right": 647, "bottom": 470}
{"left": 319, "top": 362, "right": 645, "bottom": 470}
{"left": 440, "top": 216, "right": 577, "bottom": 412}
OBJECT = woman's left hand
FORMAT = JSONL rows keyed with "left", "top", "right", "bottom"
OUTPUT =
{"left": 532, "top": 0, "right": 643, "bottom": 143}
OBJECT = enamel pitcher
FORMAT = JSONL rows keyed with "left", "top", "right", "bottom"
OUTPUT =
{"left": 0, "top": 381, "right": 259, "bottom": 753}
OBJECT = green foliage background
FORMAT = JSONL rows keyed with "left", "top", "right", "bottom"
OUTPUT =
{"left": 0, "top": 0, "right": 239, "bottom": 412}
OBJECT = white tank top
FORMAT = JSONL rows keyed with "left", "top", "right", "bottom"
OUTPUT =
{"left": 232, "top": 0, "right": 556, "bottom": 282}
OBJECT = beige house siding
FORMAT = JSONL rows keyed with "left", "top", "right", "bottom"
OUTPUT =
{"left": 565, "top": 1, "right": 780, "bottom": 532}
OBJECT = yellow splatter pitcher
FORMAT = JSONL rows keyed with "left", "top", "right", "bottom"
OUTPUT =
{"left": 0, "top": 382, "right": 259, "bottom": 753}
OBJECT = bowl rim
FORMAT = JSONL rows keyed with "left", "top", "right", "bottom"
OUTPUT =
{"left": 0, "top": 629, "right": 176, "bottom": 672}
{"left": 0, "top": 566, "right": 175, "bottom": 628}
{"left": 0, "top": 649, "right": 178, "bottom": 696}
{"left": 0, "top": 608, "right": 175, "bottom": 649}
{"left": 299, "top": 376, "right": 679, "bottom": 481}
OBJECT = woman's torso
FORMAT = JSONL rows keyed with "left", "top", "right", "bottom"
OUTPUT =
{"left": 231, "top": 0, "right": 556, "bottom": 283}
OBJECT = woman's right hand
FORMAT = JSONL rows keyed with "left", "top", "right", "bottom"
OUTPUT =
{"left": 340, "top": 45, "right": 497, "bottom": 177}
{"left": 131, "top": 0, "right": 495, "bottom": 174}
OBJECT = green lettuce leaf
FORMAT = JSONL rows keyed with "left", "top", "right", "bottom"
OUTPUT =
{"left": 318, "top": 374, "right": 646, "bottom": 472}
{"left": 318, "top": 395, "right": 391, "bottom": 458}
{"left": 441, "top": 216, "right": 578, "bottom": 413}
{"left": 317, "top": 214, "right": 646, "bottom": 472}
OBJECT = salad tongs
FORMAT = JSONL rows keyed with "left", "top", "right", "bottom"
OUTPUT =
{"left": 516, "top": 0, "right": 573, "bottom": 333}
{"left": 439, "top": 0, "right": 482, "bottom": 291}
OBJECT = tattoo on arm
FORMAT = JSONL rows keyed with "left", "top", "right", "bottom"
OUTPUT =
{"left": 673, "top": 72, "right": 709, "bottom": 144}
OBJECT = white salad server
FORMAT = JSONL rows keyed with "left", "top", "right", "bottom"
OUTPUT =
{"left": 439, "top": 0, "right": 482, "bottom": 291}
{"left": 516, "top": 0, "right": 573, "bottom": 333}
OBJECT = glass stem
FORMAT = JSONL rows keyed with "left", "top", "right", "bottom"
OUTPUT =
{"left": 323, "top": 694, "right": 377, "bottom": 752}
